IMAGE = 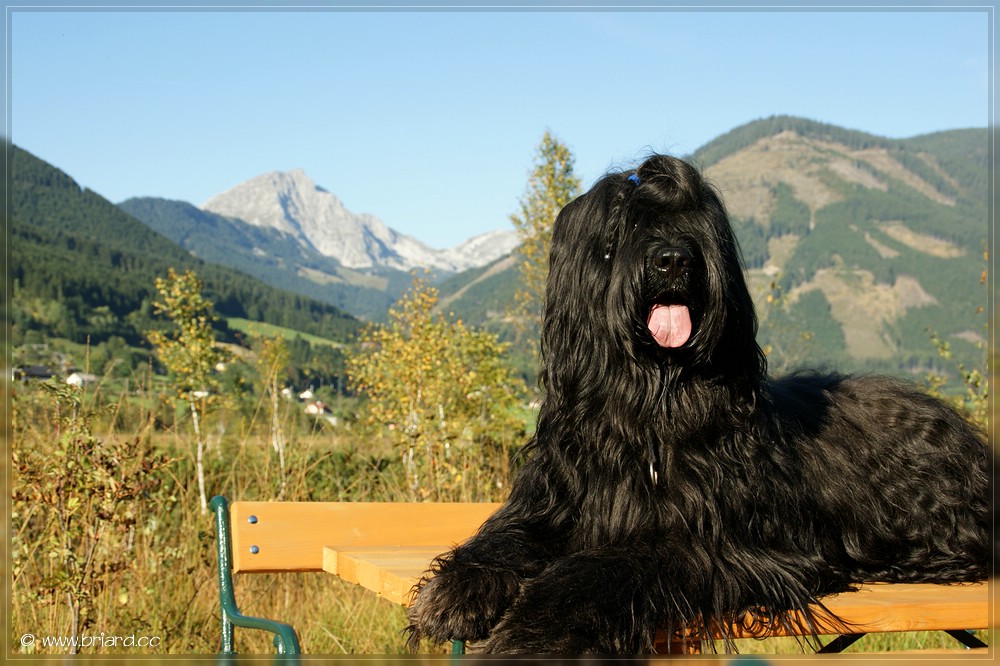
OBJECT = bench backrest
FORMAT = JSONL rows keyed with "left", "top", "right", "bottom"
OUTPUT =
{"left": 229, "top": 501, "right": 502, "bottom": 573}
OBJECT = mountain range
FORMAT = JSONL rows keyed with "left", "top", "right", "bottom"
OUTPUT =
{"left": 120, "top": 170, "right": 518, "bottom": 319}
{"left": 437, "top": 116, "right": 989, "bottom": 378}
{"left": 11, "top": 115, "right": 991, "bottom": 383}
{"left": 200, "top": 169, "right": 518, "bottom": 272}
{"left": 700, "top": 119, "right": 987, "bottom": 374}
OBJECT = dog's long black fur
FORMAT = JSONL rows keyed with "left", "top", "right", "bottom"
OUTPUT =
{"left": 405, "top": 154, "right": 994, "bottom": 654}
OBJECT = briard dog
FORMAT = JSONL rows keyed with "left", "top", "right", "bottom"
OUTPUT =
{"left": 406, "top": 154, "right": 993, "bottom": 654}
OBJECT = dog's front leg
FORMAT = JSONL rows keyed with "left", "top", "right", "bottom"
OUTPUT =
{"left": 479, "top": 545, "right": 668, "bottom": 654}
{"left": 406, "top": 528, "right": 548, "bottom": 648}
{"left": 406, "top": 457, "right": 573, "bottom": 649}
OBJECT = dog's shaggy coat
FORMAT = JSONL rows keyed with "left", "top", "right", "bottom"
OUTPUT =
{"left": 406, "top": 154, "right": 993, "bottom": 654}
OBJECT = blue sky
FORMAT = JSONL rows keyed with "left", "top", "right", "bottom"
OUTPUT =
{"left": 9, "top": 4, "right": 992, "bottom": 249}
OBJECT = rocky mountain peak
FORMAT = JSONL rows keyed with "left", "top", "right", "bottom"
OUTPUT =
{"left": 201, "top": 169, "right": 517, "bottom": 272}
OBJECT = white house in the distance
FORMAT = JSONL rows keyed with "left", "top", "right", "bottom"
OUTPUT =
{"left": 66, "top": 372, "right": 98, "bottom": 387}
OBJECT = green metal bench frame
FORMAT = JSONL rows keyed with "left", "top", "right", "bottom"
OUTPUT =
{"left": 211, "top": 495, "right": 302, "bottom": 656}
{"left": 210, "top": 494, "right": 475, "bottom": 657}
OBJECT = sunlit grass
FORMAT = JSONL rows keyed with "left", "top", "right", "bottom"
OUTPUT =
{"left": 9, "top": 374, "right": 990, "bottom": 656}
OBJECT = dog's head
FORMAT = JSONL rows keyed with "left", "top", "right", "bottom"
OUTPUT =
{"left": 542, "top": 154, "right": 765, "bottom": 396}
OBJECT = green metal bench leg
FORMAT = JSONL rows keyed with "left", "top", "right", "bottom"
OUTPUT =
{"left": 211, "top": 495, "right": 302, "bottom": 656}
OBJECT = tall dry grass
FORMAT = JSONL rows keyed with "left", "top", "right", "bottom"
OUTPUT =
{"left": 8, "top": 374, "right": 486, "bottom": 656}
{"left": 8, "top": 350, "right": 990, "bottom": 656}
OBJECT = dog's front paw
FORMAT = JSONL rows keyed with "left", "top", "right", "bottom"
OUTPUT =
{"left": 481, "top": 614, "right": 598, "bottom": 654}
{"left": 406, "top": 563, "right": 522, "bottom": 649}
{"left": 477, "top": 553, "right": 658, "bottom": 654}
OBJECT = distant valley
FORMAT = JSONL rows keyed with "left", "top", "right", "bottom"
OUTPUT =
{"left": 11, "top": 115, "right": 990, "bottom": 384}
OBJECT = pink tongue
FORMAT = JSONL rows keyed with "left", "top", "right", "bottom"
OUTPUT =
{"left": 647, "top": 305, "right": 692, "bottom": 348}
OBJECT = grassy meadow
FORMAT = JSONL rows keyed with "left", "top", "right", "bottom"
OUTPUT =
{"left": 7, "top": 335, "right": 991, "bottom": 657}
{"left": 9, "top": 371, "right": 474, "bottom": 656}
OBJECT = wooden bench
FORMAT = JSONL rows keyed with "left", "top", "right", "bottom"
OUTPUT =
{"left": 209, "top": 495, "right": 500, "bottom": 655}
{"left": 209, "top": 496, "right": 992, "bottom": 655}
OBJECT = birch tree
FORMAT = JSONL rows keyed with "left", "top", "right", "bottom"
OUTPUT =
{"left": 147, "top": 268, "right": 224, "bottom": 514}
{"left": 347, "top": 278, "right": 524, "bottom": 500}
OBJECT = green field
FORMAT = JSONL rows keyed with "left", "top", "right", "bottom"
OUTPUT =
{"left": 227, "top": 317, "right": 346, "bottom": 348}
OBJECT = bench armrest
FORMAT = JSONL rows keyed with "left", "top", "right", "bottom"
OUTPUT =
{"left": 211, "top": 495, "right": 302, "bottom": 655}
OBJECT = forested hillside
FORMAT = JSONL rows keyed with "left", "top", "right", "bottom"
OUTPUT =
{"left": 10, "top": 114, "right": 989, "bottom": 386}
{"left": 9, "top": 145, "right": 361, "bottom": 350}
{"left": 697, "top": 117, "right": 987, "bottom": 375}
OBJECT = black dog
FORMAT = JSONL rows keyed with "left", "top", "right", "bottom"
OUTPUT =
{"left": 406, "top": 154, "right": 993, "bottom": 654}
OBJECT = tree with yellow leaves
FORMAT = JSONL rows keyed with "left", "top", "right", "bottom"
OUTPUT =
{"left": 147, "top": 268, "right": 226, "bottom": 514}
{"left": 347, "top": 278, "right": 525, "bottom": 501}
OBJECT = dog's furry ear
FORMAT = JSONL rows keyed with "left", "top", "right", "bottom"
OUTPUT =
{"left": 538, "top": 178, "right": 625, "bottom": 399}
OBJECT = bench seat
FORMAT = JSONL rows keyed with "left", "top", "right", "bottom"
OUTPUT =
{"left": 211, "top": 496, "right": 992, "bottom": 655}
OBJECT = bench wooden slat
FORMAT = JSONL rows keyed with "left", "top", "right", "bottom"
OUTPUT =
{"left": 230, "top": 501, "right": 501, "bottom": 572}
{"left": 809, "top": 581, "right": 989, "bottom": 633}
{"left": 717, "top": 581, "right": 990, "bottom": 638}
{"left": 322, "top": 542, "right": 992, "bottom": 637}
{"left": 324, "top": 545, "right": 445, "bottom": 605}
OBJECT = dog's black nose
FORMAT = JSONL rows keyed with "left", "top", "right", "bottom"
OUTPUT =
{"left": 653, "top": 247, "right": 693, "bottom": 277}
